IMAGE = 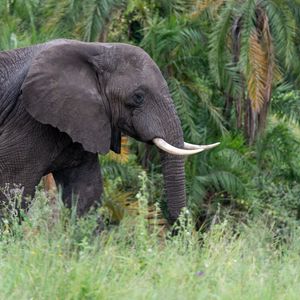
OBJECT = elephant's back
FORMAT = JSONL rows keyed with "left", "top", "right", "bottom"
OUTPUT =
{"left": 0, "top": 45, "right": 44, "bottom": 126}
{"left": 0, "top": 46, "right": 37, "bottom": 99}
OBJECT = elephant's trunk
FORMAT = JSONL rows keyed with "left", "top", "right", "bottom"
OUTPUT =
{"left": 160, "top": 150, "right": 186, "bottom": 224}
{"left": 158, "top": 104, "right": 186, "bottom": 224}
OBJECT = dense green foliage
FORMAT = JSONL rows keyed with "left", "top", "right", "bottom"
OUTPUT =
{"left": 1, "top": 0, "right": 300, "bottom": 227}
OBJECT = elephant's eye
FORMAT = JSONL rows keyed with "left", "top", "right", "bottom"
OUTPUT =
{"left": 133, "top": 92, "right": 144, "bottom": 106}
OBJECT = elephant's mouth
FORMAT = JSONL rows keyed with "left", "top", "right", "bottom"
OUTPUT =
{"left": 117, "top": 120, "right": 138, "bottom": 140}
{"left": 121, "top": 127, "right": 140, "bottom": 141}
{"left": 118, "top": 120, "right": 219, "bottom": 155}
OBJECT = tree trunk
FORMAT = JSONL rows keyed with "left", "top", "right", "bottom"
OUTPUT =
{"left": 236, "top": 95, "right": 243, "bottom": 129}
{"left": 223, "top": 94, "right": 233, "bottom": 125}
{"left": 98, "top": 26, "right": 108, "bottom": 42}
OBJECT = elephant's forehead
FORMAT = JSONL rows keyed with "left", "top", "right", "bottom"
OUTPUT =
{"left": 114, "top": 44, "right": 160, "bottom": 71}
{"left": 113, "top": 44, "right": 144, "bottom": 62}
{"left": 113, "top": 43, "right": 168, "bottom": 91}
{"left": 143, "top": 63, "right": 167, "bottom": 88}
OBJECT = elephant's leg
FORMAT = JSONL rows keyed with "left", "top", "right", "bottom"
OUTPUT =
{"left": 0, "top": 146, "right": 51, "bottom": 212}
{"left": 0, "top": 108, "right": 68, "bottom": 214}
{"left": 0, "top": 162, "right": 47, "bottom": 224}
{"left": 52, "top": 152, "right": 103, "bottom": 216}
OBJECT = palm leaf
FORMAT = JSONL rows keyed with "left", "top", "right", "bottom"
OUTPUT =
{"left": 272, "top": 88, "right": 300, "bottom": 125}
{"left": 192, "top": 0, "right": 224, "bottom": 18}
{"left": 247, "top": 31, "right": 268, "bottom": 112}
{"left": 263, "top": 0, "right": 296, "bottom": 69}
{"left": 208, "top": 0, "right": 235, "bottom": 88}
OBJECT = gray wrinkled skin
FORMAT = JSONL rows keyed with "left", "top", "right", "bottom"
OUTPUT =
{"left": 0, "top": 39, "right": 185, "bottom": 224}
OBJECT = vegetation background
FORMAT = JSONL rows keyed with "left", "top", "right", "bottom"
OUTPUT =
{"left": 1, "top": 0, "right": 300, "bottom": 299}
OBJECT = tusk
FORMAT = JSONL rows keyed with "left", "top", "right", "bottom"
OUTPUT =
{"left": 153, "top": 138, "right": 219, "bottom": 156}
{"left": 184, "top": 142, "right": 220, "bottom": 151}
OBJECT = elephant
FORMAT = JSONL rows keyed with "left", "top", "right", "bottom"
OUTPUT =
{"left": 0, "top": 39, "right": 218, "bottom": 224}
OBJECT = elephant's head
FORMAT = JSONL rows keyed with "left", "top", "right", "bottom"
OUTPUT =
{"left": 21, "top": 39, "right": 218, "bottom": 224}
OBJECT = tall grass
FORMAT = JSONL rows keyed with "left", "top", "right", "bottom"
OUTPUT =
{"left": 1, "top": 189, "right": 300, "bottom": 300}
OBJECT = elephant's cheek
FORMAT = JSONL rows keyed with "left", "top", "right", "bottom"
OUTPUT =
{"left": 131, "top": 113, "right": 164, "bottom": 142}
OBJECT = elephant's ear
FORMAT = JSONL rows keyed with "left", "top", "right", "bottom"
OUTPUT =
{"left": 21, "top": 41, "right": 111, "bottom": 154}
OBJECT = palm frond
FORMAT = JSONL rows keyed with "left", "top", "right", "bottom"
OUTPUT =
{"left": 184, "top": 76, "right": 227, "bottom": 135}
{"left": 168, "top": 77, "right": 204, "bottom": 142}
{"left": 208, "top": 0, "right": 234, "bottom": 88}
{"left": 187, "top": 134, "right": 256, "bottom": 215}
{"left": 42, "top": 0, "right": 72, "bottom": 37}
{"left": 247, "top": 31, "right": 268, "bottom": 112}
{"left": 263, "top": 0, "right": 296, "bottom": 69}
{"left": 197, "top": 170, "right": 246, "bottom": 196}
{"left": 256, "top": 118, "right": 300, "bottom": 179}
{"left": 192, "top": 0, "right": 224, "bottom": 18}
{"left": 158, "top": 0, "right": 195, "bottom": 17}
{"left": 272, "top": 89, "right": 300, "bottom": 125}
